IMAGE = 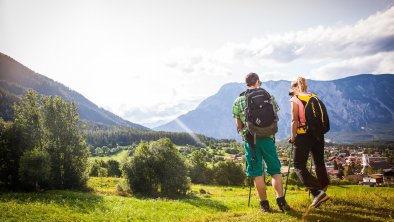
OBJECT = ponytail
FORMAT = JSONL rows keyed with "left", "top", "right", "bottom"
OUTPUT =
{"left": 296, "top": 77, "right": 308, "bottom": 92}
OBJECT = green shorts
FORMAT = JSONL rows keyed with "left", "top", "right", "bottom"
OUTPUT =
{"left": 244, "top": 137, "right": 281, "bottom": 177}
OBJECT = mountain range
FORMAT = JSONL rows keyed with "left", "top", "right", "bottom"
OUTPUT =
{"left": 2, "top": 51, "right": 393, "bottom": 144}
{"left": 155, "top": 74, "right": 394, "bottom": 143}
{"left": 0, "top": 52, "right": 147, "bottom": 130}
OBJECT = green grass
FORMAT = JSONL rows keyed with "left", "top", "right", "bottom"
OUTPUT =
{"left": 1, "top": 177, "right": 393, "bottom": 221}
{"left": 89, "top": 150, "right": 129, "bottom": 162}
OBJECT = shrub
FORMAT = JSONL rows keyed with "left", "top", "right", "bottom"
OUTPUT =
{"left": 98, "top": 167, "right": 108, "bottom": 178}
{"left": 89, "top": 159, "right": 121, "bottom": 177}
{"left": 89, "top": 160, "right": 107, "bottom": 177}
{"left": 18, "top": 148, "right": 51, "bottom": 190}
{"left": 224, "top": 148, "right": 239, "bottom": 155}
{"left": 123, "top": 138, "right": 189, "bottom": 197}
{"left": 213, "top": 161, "right": 246, "bottom": 186}
{"left": 107, "top": 160, "right": 122, "bottom": 177}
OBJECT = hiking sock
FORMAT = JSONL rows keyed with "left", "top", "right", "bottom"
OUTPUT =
{"left": 276, "top": 196, "right": 291, "bottom": 212}
{"left": 260, "top": 200, "right": 271, "bottom": 212}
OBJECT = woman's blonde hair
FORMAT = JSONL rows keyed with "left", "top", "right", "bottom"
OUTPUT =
{"left": 296, "top": 77, "right": 307, "bottom": 92}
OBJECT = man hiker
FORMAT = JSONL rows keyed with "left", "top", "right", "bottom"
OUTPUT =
{"left": 232, "top": 72, "right": 290, "bottom": 212}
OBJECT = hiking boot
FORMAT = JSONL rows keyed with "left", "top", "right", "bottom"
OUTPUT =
{"left": 260, "top": 200, "right": 271, "bottom": 212}
{"left": 276, "top": 196, "right": 291, "bottom": 212}
{"left": 310, "top": 190, "right": 330, "bottom": 208}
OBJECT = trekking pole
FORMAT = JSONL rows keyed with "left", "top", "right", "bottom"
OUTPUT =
{"left": 248, "top": 133, "right": 258, "bottom": 207}
{"left": 284, "top": 143, "right": 294, "bottom": 197}
{"left": 308, "top": 156, "right": 313, "bottom": 199}
{"left": 248, "top": 177, "right": 252, "bottom": 207}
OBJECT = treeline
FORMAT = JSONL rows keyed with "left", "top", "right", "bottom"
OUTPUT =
{"left": 84, "top": 125, "right": 225, "bottom": 148}
{"left": 0, "top": 90, "right": 89, "bottom": 190}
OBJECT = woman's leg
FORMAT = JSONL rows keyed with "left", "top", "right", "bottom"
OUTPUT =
{"left": 293, "top": 134, "right": 322, "bottom": 196}
{"left": 311, "top": 137, "right": 330, "bottom": 189}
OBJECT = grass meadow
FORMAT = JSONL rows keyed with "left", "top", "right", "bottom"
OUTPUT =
{"left": 0, "top": 177, "right": 393, "bottom": 222}
{"left": 89, "top": 150, "right": 129, "bottom": 162}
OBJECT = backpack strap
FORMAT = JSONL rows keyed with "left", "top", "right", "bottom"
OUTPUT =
{"left": 295, "top": 93, "right": 313, "bottom": 104}
{"left": 294, "top": 95, "right": 309, "bottom": 134}
{"left": 257, "top": 87, "right": 270, "bottom": 97}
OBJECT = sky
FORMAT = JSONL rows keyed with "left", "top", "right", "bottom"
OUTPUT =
{"left": 1, "top": 0, "right": 394, "bottom": 127}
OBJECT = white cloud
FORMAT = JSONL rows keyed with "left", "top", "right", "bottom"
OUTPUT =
{"left": 312, "top": 52, "right": 394, "bottom": 80}
{"left": 165, "top": 6, "right": 394, "bottom": 81}
{"left": 232, "top": 6, "right": 394, "bottom": 63}
{"left": 145, "top": 6, "right": 394, "bottom": 127}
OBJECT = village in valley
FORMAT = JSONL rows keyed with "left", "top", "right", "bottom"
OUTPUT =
{"left": 218, "top": 140, "right": 394, "bottom": 187}
{"left": 276, "top": 143, "right": 394, "bottom": 186}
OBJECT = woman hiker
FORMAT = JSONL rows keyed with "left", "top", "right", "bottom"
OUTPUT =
{"left": 288, "top": 76, "right": 330, "bottom": 208}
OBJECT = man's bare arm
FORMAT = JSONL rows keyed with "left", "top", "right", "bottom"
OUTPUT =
{"left": 235, "top": 118, "right": 244, "bottom": 133}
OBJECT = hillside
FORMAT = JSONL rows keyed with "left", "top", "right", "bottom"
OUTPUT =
{"left": 156, "top": 74, "right": 394, "bottom": 143}
{"left": 0, "top": 52, "right": 147, "bottom": 129}
{"left": 0, "top": 177, "right": 393, "bottom": 222}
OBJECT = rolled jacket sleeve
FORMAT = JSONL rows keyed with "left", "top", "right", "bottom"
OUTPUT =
{"left": 271, "top": 96, "right": 280, "bottom": 113}
{"left": 232, "top": 97, "right": 242, "bottom": 119}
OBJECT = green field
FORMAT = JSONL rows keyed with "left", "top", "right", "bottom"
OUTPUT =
{"left": 89, "top": 150, "right": 129, "bottom": 162}
{"left": 0, "top": 177, "right": 393, "bottom": 222}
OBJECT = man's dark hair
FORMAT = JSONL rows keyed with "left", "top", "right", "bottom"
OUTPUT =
{"left": 245, "top": 73, "right": 260, "bottom": 86}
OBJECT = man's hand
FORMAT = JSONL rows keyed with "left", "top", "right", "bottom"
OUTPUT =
{"left": 241, "top": 132, "right": 245, "bottom": 141}
{"left": 288, "top": 137, "right": 295, "bottom": 144}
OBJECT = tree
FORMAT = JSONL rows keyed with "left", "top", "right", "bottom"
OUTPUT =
{"left": 18, "top": 148, "right": 51, "bottom": 190}
{"left": 1, "top": 91, "right": 90, "bottom": 190}
{"left": 189, "top": 150, "right": 212, "bottom": 184}
{"left": 101, "top": 146, "right": 110, "bottom": 155}
{"left": 123, "top": 142, "right": 156, "bottom": 195}
{"left": 213, "top": 161, "right": 246, "bottom": 186}
{"left": 123, "top": 138, "right": 189, "bottom": 197}
{"left": 41, "top": 96, "right": 89, "bottom": 189}
{"left": 14, "top": 90, "right": 44, "bottom": 150}
{"left": 89, "top": 159, "right": 107, "bottom": 176}
{"left": 107, "top": 160, "right": 122, "bottom": 177}
{"left": 0, "top": 119, "right": 23, "bottom": 189}
{"left": 95, "top": 147, "right": 103, "bottom": 156}
{"left": 0, "top": 90, "right": 44, "bottom": 190}
{"left": 152, "top": 138, "right": 189, "bottom": 196}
